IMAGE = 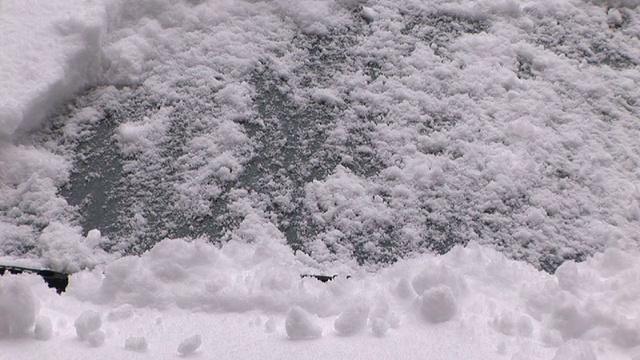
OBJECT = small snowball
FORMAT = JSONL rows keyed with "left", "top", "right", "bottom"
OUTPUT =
{"left": 178, "top": 334, "right": 202, "bottom": 356}
{"left": 86, "top": 330, "right": 106, "bottom": 347}
{"left": 34, "top": 315, "right": 53, "bottom": 341}
{"left": 125, "top": 336, "right": 148, "bottom": 352}
{"left": 84, "top": 229, "right": 101, "bottom": 248}
{"left": 371, "top": 318, "right": 390, "bottom": 337}
{"left": 285, "top": 307, "right": 322, "bottom": 340}
{"left": 552, "top": 339, "right": 596, "bottom": 360}
{"left": 107, "top": 304, "right": 134, "bottom": 321}
{"left": 74, "top": 310, "right": 102, "bottom": 340}
{"left": 419, "top": 285, "right": 458, "bottom": 324}
{"left": 334, "top": 303, "right": 370, "bottom": 336}
{"left": 607, "top": 8, "right": 623, "bottom": 26}
{"left": 361, "top": 7, "right": 377, "bottom": 22}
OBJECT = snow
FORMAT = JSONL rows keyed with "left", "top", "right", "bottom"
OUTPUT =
{"left": 124, "top": 336, "right": 148, "bottom": 352}
{"left": 74, "top": 310, "right": 102, "bottom": 341}
{"left": 1, "top": 0, "right": 640, "bottom": 358}
{"left": 177, "top": 334, "right": 202, "bottom": 356}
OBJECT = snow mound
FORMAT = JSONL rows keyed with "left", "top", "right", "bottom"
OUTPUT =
{"left": 0, "top": 0, "right": 106, "bottom": 136}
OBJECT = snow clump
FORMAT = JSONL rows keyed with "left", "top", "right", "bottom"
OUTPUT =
{"left": 125, "top": 336, "right": 148, "bottom": 352}
{"left": 177, "top": 334, "right": 202, "bottom": 356}
{"left": 418, "top": 285, "right": 458, "bottom": 324}
{"left": 333, "top": 302, "right": 370, "bottom": 336}
{"left": 285, "top": 307, "right": 322, "bottom": 340}
{"left": 0, "top": 275, "right": 39, "bottom": 337}
{"left": 74, "top": 310, "right": 102, "bottom": 343}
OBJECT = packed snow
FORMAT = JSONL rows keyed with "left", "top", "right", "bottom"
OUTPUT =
{"left": 1, "top": 0, "right": 640, "bottom": 358}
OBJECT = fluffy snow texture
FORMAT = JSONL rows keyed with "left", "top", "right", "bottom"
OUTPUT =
{"left": 3, "top": 238, "right": 640, "bottom": 358}
{"left": 0, "top": 275, "right": 39, "bottom": 337}
{"left": 2, "top": 0, "right": 640, "bottom": 358}
{"left": 3, "top": 0, "right": 639, "bottom": 275}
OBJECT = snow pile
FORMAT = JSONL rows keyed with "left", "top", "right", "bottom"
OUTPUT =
{"left": 0, "top": 0, "right": 106, "bottom": 136}
{"left": 0, "top": 0, "right": 640, "bottom": 358}
{"left": 3, "top": 238, "right": 640, "bottom": 358}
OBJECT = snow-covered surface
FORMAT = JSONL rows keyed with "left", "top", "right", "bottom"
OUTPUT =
{"left": 1, "top": 0, "right": 640, "bottom": 358}
{"left": 3, "top": 239, "right": 640, "bottom": 359}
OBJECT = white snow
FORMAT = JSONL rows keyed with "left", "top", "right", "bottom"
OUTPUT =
{"left": 124, "top": 336, "right": 148, "bottom": 352}
{"left": 177, "top": 334, "right": 202, "bottom": 356}
{"left": 74, "top": 310, "right": 102, "bottom": 341}
{"left": 1, "top": 0, "right": 640, "bottom": 358}
{"left": 285, "top": 306, "right": 323, "bottom": 340}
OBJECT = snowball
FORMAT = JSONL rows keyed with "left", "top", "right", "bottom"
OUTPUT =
{"left": 178, "top": 334, "right": 202, "bottom": 356}
{"left": 84, "top": 229, "right": 102, "bottom": 249}
{"left": 86, "top": 330, "right": 106, "bottom": 347}
{"left": 0, "top": 276, "right": 39, "bottom": 337}
{"left": 285, "top": 307, "right": 322, "bottom": 340}
{"left": 371, "top": 318, "right": 390, "bottom": 337}
{"left": 361, "top": 6, "right": 377, "bottom": 22}
{"left": 74, "top": 310, "right": 102, "bottom": 340}
{"left": 125, "top": 336, "right": 148, "bottom": 352}
{"left": 419, "top": 285, "right": 458, "bottom": 324}
{"left": 333, "top": 303, "right": 370, "bottom": 336}
{"left": 107, "top": 304, "right": 134, "bottom": 321}
{"left": 552, "top": 339, "right": 596, "bottom": 360}
{"left": 34, "top": 315, "right": 53, "bottom": 341}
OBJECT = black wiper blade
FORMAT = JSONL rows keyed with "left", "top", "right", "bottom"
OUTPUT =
{"left": 0, "top": 265, "right": 69, "bottom": 294}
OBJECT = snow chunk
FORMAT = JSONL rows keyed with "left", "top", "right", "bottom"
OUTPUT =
{"left": 0, "top": 276, "right": 39, "bottom": 337}
{"left": 34, "top": 315, "right": 53, "bottom": 341}
{"left": 177, "top": 334, "right": 202, "bottom": 356}
{"left": 86, "top": 330, "right": 106, "bottom": 347}
{"left": 107, "top": 303, "right": 134, "bottom": 321}
{"left": 333, "top": 302, "right": 370, "bottom": 336}
{"left": 286, "top": 307, "right": 322, "bottom": 340}
{"left": 412, "top": 264, "right": 467, "bottom": 297}
{"left": 74, "top": 310, "right": 101, "bottom": 341}
{"left": 419, "top": 285, "right": 458, "bottom": 324}
{"left": 125, "top": 336, "right": 148, "bottom": 352}
{"left": 370, "top": 318, "right": 390, "bottom": 337}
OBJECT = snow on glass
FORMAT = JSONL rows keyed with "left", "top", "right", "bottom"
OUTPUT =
{"left": 1, "top": 0, "right": 640, "bottom": 358}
